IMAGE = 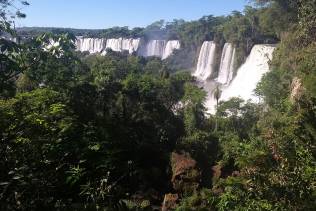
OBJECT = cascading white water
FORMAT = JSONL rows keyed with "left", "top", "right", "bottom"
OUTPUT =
{"left": 193, "top": 41, "right": 217, "bottom": 81}
{"left": 122, "top": 38, "right": 141, "bottom": 54}
{"left": 76, "top": 37, "right": 179, "bottom": 59}
{"left": 103, "top": 38, "right": 141, "bottom": 54}
{"left": 205, "top": 44, "right": 275, "bottom": 114}
{"left": 76, "top": 37, "right": 140, "bottom": 55}
{"left": 162, "top": 40, "right": 181, "bottom": 60}
{"left": 140, "top": 40, "right": 166, "bottom": 58}
{"left": 76, "top": 37, "right": 106, "bottom": 54}
{"left": 216, "top": 43, "right": 235, "bottom": 84}
{"left": 219, "top": 44, "right": 275, "bottom": 102}
{"left": 105, "top": 38, "right": 123, "bottom": 52}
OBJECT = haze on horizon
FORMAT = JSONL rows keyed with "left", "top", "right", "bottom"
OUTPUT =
{"left": 17, "top": 0, "right": 247, "bottom": 29}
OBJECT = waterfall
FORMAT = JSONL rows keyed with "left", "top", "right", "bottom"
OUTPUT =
{"left": 104, "top": 38, "right": 141, "bottom": 54}
{"left": 76, "top": 37, "right": 179, "bottom": 59}
{"left": 105, "top": 38, "right": 123, "bottom": 52}
{"left": 216, "top": 43, "right": 235, "bottom": 84}
{"left": 76, "top": 37, "right": 106, "bottom": 54}
{"left": 205, "top": 44, "right": 275, "bottom": 114}
{"left": 193, "top": 41, "right": 217, "bottom": 81}
{"left": 219, "top": 44, "right": 275, "bottom": 102}
{"left": 162, "top": 40, "right": 181, "bottom": 60}
{"left": 139, "top": 40, "right": 181, "bottom": 59}
{"left": 122, "top": 38, "right": 141, "bottom": 54}
{"left": 139, "top": 40, "right": 166, "bottom": 58}
{"left": 76, "top": 37, "right": 140, "bottom": 55}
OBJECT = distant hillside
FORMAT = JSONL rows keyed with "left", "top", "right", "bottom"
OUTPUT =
{"left": 16, "top": 27, "right": 104, "bottom": 38}
{"left": 16, "top": 25, "right": 161, "bottom": 40}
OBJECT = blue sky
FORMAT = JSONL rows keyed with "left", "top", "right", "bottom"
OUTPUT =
{"left": 17, "top": 0, "right": 247, "bottom": 29}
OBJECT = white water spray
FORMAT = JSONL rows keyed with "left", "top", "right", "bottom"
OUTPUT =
{"left": 206, "top": 44, "right": 275, "bottom": 114}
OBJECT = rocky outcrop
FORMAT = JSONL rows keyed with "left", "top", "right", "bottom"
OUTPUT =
{"left": 170, "top": 152, "right": 200, "bottom": 193}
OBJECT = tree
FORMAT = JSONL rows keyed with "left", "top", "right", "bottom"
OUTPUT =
{"left": 21, "top": 33, "right": 87, "bottom": 91}
{"left": 297, "top": 0, "right": 316, "bottom": 43}
{"left": 0, "top": 0, "right": 29, "bottom": 98}
{"left": 214, "top": 85, "right": 221, "bottom": 131}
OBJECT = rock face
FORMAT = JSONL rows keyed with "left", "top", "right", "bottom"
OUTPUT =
{"left": 162, "top": 194, "right": 179, "bottom": 211}
{"left": 170, "top": 152, "right": 200, "bottom": 193}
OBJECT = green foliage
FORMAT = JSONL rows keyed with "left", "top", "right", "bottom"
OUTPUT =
{"left": 15, "top": 73, "right": 37, "bottom": 92}
{"left": 0, "top": 0, "right": 29, "bottom": 98}
{"left": 0, "top": 89, "right": 79, "bottom": 209}
{"left": 256, "top": 68, "right": 291, "bottom": 108}
{"left": 85, "top": 54, "right": 136, "bottom": 87}
{"left": 297, "top": 0, "right": 316, "bottom": 43}
{"left": 0, "top": 38, "right": 20, "bottom": 97}
{"left": 21, "top": 33, "right": 88, "bottom": 90}
{"left": 174, "top": 15, "right": 226, "bottom": 48}
{"left": 176, "top": 189, "right": 217, "bottom": 210}
{"left": 182, "top": 82, "right": 206, "bottom": 134}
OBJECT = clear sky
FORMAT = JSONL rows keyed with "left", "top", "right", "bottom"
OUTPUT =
{"left": 17, "top": 0, "right": 248, "bottom": 29}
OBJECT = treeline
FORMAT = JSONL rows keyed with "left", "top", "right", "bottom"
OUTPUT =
{"left": 16, "top": 27, "right": 104, "bottom": 38}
